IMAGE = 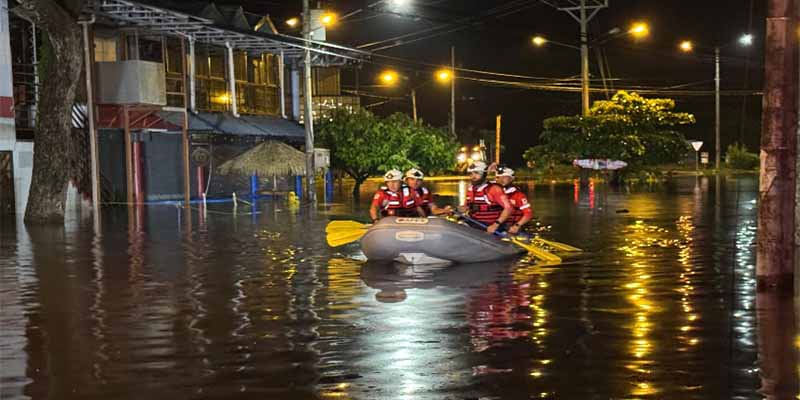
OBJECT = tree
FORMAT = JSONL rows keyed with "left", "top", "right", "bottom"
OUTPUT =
{"left": 534, "top": 91, "right": 695, "bottom": 171}
{"left": 316, "top": 108, "right": 456, "bottom": 196}
{"left": 15, "top": 0, "right": 90, "bottom": 223}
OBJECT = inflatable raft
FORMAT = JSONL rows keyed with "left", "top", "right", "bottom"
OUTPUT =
{"left": 360, "top": 217, "right": 525, "bottom": 265}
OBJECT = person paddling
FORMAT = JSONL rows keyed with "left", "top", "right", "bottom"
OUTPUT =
{"left": 370, "top": 169, "right": 425, "bottom": 223}
{"left": 457, "top": 161, "right": 513, "bottom": 234}
{"left": 495, "top": 167, "right": 532, "bottom": 234}
{"left": 403, "top": 168, "right": 452, "bottom": 216}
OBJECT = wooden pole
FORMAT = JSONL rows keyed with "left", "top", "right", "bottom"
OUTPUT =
{"left": 495, "top": 114, "right": 501, "bottom": 164}
{"left": 123, "top": 105, "right": 133, "bottom": 206}
{"left": 757, "top": 0, "right": 798, "bottom": 291}
{"left": 411, "top": 88, "right": 418, "bottom": 123}
{"left": 181, "top": 38, "right": 191, "bottom": 207}
{"left": 80, "top": 19, "right": 101, "bottom": 230}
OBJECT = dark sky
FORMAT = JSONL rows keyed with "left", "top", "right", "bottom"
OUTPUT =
{"left": 230, "top": 0, "right": 766, "bottom": 165}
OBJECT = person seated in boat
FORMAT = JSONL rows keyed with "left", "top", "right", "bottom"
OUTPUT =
{"left": 494, "top": 166, "right": 532, "bottom": 235}
{"left": 403, "top": 168, "right": 453, "bottom": 216}
{"left": 370, "top": 169, "right": 426, "bottom": 222}
{"left": 457, "top": 161, "right": 513, "bottom": 234}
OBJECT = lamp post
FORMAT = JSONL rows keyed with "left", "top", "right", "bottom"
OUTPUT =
{"left": 435, "top": 67, "right": 455, "bottom": 136}
{"left": 679, "top": 34, "right": 753, "bottom": 170}
{"left": 530, "top": 21, "right": 648, "bottom": 115}
{"left": 378, "top": 70, "right": 419, "bottom": 122}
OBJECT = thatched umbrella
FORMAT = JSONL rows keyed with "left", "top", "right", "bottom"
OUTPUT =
{"left": 218, "top": 141, "right": 306, "bottom": 177}
{"left": 218, "top": 141, "right": 306, "bottom": 192}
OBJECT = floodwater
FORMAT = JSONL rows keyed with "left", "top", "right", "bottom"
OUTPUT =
{"left": 1, "top": 176, "right": 798, "bottom": 399}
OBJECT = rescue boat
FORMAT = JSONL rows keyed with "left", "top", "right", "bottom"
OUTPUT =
{"left": 360, "top": 216, "right": 525, "bottom": 265}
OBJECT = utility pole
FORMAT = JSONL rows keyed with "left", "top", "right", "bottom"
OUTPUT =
{"left": 756, "top": 0, "right": 798, "bottom": 291}
{"left": 302, "top": 0, "right": 316, "bottom": 202}
{"left": 79, "top": 18, "right": 100, "bottom": 230}
{"left": 411, "top": 88, "right": 418, "bottom": 123}
{"left": 450, "top": 45, "right": 456, "bottom": 137}
{"left": 579, "top": 0, "right": 590, "bottom": 115}
{"left": 547, "top": 0, "right": 607, "bottom": 115}
{"left": 495, "top": 114, "right": 501, "bottom": 164}
{"left": 715, "top": 47, "right": 721, "bottom": 170}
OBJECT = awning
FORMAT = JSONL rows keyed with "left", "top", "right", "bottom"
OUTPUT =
{"left": 86, "top": 0, "right": 368, "bottom": 66}
{"left": 158, "top": 111, "right": 305, "bottom": 140}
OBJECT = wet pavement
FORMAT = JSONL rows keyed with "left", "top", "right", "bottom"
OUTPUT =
{"left": 1, "top": 176, "right": 798, "bottom": 399}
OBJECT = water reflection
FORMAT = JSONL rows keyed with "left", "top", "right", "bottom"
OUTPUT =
{"left": 1, "top": 176, "right": 799, "bottom": 399}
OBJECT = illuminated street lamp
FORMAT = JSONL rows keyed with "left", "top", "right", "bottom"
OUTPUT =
{"left": 320, "top": 12, "right": 337, "bottom": 26}
{"left": 435, "top": 69, "right": 453, "bottom": 82}
{"left": 629, "top": 22, "right": 649, "bottom": 39}
{"left": 678, "top": 34, "right": 754, "bottom": 169}
{"left": 286, "top": 17, "right": 299, "bottom": 27}
{"left": 377, "top": 70, "right": 418, "bottom": 121}
{"left": 532, "top": 36, "right": 547, "bottom": 47}
{"left": 379, "top": 70, "right": 399, "bottom": 85}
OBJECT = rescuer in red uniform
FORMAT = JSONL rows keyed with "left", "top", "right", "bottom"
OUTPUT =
{"left": 457, "top": 161, "right": 513, "bottom": 234}
{"left": 403, "top": 168, "right": 452, "bottom": 216}
{"left": 369, "top": 169, "right": 425, "bottom": 222}
{"left": 495, "top": 167, "right": 533, "bottom": 235}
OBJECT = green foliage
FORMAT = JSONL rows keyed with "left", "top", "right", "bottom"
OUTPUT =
{"left": 522, "top": 145, "right": 568, "bottom": 169}
{"left": 533, "top": 91, "right": 695, "bottom": 170}
{"left": 725, "top": 143, "right": 760, "bottom": 170}
{"left": 316, "top": 108, "right": 457, "bottom": 188}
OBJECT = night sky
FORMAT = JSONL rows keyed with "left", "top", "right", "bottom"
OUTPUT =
{"left": 225, "top": 0, "right": 766, "bottom": 165}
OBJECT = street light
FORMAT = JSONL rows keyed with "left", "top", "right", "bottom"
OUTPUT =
{"left": 286, "top": 17, "right": 299, "bottom": 27}
{"left": 376, "top": 70, "right": 418, "bottom": 121}
{"left": 320, "top": 12, "right": 337, "bottom": 26}
{"left": 629, "top": 22, "right": 649, "bottom": 39}
{"left": 529, "top": 22, "right": 648, "bottom": 115}
{"left": 679, "top": 40, "right": 693, "bottom": 52}
{"left": 435, "top": 69, "right": 453, "bottom": 82}
{"left": 379, "top": 70, "right": 399, "bottom": 85}
{"left": 677, "top": 34, "right": 753, "bottom": 170}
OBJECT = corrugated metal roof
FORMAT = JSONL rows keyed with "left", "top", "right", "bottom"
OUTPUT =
{"left": 157, "top": 111, "right": 304, "bottom": 139}
{"left": 88, "top": 0, "right": 367, "bottom": 66}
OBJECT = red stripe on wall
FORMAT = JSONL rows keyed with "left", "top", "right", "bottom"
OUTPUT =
{"left": 0, "top": 96, "right": 13, "bottom": 118}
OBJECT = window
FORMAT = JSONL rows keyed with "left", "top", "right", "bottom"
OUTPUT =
{"left": 94, "top": 37, "right": 117, "bottom": 62}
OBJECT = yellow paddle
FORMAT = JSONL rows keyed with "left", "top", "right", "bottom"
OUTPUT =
{"left": 452, "top": 212, "right": 562, "bottom": 263}
{"left": 508, "top": 236, "right": 562, "bottom": 263}
{"left": 326, "top": 220, "right": 371, "bottom": 247}
{"left": 532, "top": 237, "right": 582, "bottom": 253}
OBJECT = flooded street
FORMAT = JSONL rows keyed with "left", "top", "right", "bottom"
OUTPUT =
{"left": 2, "top": 176, "right": 798, "bottom": 399}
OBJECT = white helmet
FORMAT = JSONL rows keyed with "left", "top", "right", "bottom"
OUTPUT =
{"left": 467, "top": 161, "right": 488, "bottom": 174}
{"left": 496, "top": 166, "right": 515, "bottom": 177}
{"left": 384, "top": 169, "right": 403, "bottom": 181}
{"left": 404, "top": 168, "right": 424, "bottom": 180}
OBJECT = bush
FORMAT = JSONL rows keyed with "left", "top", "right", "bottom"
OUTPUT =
{"left": 725, "top": 143, "right": 759, "bottom": 170}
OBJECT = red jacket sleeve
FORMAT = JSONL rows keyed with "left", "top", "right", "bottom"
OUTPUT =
{"left": 371, "top": 191, "right": 385, "bottom": 208}
{"left": 514, "top": 192, "right": 533, "bottom": 218}
{"left": 487, "top": 185, "right": 513, "bottom": 210}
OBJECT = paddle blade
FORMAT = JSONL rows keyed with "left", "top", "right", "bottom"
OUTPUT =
{"left": 326, "top": 229, "right": 368, "bottom": 247}
{"left": 326, "top": 220, "right": 369, "bottom": 234}
{"left": 511, "top": 237, "right": 562, "bottom": 263}
{"left": 535, "top": 238, "right": 582, "bottom": 253}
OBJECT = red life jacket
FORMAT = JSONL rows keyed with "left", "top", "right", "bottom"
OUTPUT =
{"left": 379, "top": 185, "right": 418, "bottom": 217}
{"left": 466, "top": 182, "right": 504, "bottom": 223}
{"left": 502, "top": 185, "right": 531, "bottom": 224}
{"left": 415, "top": 186, "right": 432, "bottom": 215}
